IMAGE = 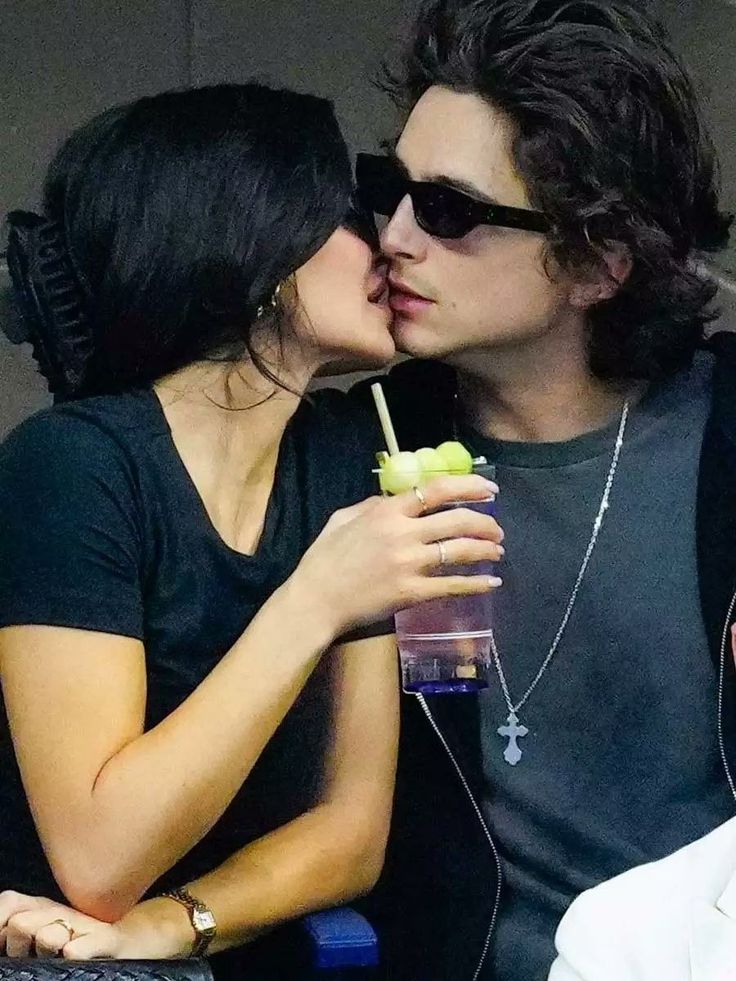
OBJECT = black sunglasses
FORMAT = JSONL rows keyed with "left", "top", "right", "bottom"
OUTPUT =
{"left": 355, "top": 153, "right": 550, "bottom": 240}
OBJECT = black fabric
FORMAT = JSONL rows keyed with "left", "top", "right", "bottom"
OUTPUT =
{"left": 352, "top": 336, "right": 736, "bottom": 980}
{"left": 0, "top": 386, "right": 385, "bottom": 905}
{"left": 359, "top": 693, "right": 498, "bottom": 981}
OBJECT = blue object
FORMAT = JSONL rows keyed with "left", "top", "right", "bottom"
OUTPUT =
{"left": 404, "top": 678, "right": 489, "bottom": 694}
{"left": 300, "top": 907, "right": 379, "bottom": 970}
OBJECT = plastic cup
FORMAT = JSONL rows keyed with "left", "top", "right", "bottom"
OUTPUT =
{"left": 373, "top": 460, "right": 497, "bottom": 695}
{"left": 395, "top": 486, "right": 496, "bottom": 694}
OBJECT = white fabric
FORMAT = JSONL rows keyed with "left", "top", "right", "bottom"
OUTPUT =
{"left": 548, "top": 815, "right": 736, "bottom": 981}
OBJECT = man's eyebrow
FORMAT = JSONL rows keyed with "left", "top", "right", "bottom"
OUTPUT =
{"left": 387, "top": 148, "right": 501, "bottom": 206}
{"left": 427, "top": 173, "right": 502, "bottom": 206}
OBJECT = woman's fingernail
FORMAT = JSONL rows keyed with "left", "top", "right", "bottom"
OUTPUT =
{"left": 483, "top": 479, "right": 499, "bottom": 493}
{"left": 497, "top": 545, "right": 505, "bottom": 557}
{"left": 488, "top": 576, "right": 503, "bottom": 588}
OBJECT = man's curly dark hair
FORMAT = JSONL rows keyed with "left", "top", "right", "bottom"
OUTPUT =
{"left": 387, "top": 0, "right": 733, "bottom": 381}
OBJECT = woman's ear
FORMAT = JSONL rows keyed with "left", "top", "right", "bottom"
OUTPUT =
{"left": 569, "top": 242, "right": 633, "bottom": 309}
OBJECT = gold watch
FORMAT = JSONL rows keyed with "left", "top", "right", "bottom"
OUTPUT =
{"left": 161, "top": 887, "right": 217, "bottom": 957}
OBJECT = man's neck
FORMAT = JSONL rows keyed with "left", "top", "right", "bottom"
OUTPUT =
{"left": 451, "top": 330, "right": 642, "bottom": 444}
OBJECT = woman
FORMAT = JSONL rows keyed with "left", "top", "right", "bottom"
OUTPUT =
{"left": 0, "top": 84, "right": 503, "bottom": 973}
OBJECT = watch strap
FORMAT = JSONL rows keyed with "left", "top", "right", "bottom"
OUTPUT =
{"left": 161, "top": 887, "right": 217, "bottom": 958}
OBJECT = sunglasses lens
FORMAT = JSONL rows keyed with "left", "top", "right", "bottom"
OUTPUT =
{"left": 413, "top": 187, "right": 476, "bottom": 239}
{"left": 355, "top": 156, "right": 405, "bottom": 218}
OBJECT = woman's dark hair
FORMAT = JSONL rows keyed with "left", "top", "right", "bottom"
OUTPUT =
{"left": 24, "top": 83, "right": 354, "bottom": 396}
{"left": 387, "top": 0, "right": 733, "bottom": 380}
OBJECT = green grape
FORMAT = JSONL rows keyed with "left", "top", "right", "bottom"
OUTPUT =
{"left": 436, "top": 440, "right": 473, "bottom": 474}
{"left": 415, "top": 447, "right": 448, "bottom": 476}
{"left": 378, "top": 451, "right": 424, "bottom": 495}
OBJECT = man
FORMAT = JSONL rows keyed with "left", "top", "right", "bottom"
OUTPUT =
{"left": 351, "top": 1, "right": 736, "bottom": 978}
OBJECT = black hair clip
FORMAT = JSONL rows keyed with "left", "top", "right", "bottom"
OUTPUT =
{"left": 3, "top": 211, "right": 94, "bottom": 399}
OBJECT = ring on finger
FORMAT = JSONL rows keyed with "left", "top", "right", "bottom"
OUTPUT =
{"left": 51, "top": 918, "right": 75, "bottom": 940}
{"left": 437, "top": 540, "right": 448, "bottom": 567}
{"left": 412, "top": 485, "right": 428, "bottom": 514}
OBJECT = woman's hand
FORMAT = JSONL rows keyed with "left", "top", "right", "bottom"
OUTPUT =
{"left": 294, "top": 473, "right": 504, "bottom": 634}
{"left": 0, "top": 890, "right": 106, "bottom": 958}
{"left": 0, "top": 890, "right": 192, "bottom": 960}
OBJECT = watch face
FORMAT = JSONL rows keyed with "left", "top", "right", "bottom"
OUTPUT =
{"left": 193, "top": 909, "right": 216, "bottom": 932}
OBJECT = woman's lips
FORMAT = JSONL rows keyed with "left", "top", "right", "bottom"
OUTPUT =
{"left": 367, "top": 273, "right": 389, "bottom": 304}
{"left": 368, "top": 286, "right": 389, "bottom": 306}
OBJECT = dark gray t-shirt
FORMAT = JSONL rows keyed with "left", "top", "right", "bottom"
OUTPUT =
{"left": 466, "top": 354, "right": 735, "bottom": 980}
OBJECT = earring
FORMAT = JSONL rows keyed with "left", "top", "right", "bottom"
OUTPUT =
{"left": 256, "top": 282, "right": 282, "bottom": 320}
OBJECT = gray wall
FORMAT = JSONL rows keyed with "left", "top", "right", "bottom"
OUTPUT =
{"left": 1, "top": 0, "right": 734, "bottom": 435}
{"left": 662, "top": 0, "right": 736, "bottom": 276}
{"left": 1, "top": 1, "right": 191, "bottom": 433}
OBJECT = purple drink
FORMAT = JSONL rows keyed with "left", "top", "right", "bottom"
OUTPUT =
{"left": 395, "top": 496, "right": 496, "bottom": 694}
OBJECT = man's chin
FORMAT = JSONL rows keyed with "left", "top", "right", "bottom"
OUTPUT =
{"left": 391, "top": 318, "right": 451, "bottom": 361}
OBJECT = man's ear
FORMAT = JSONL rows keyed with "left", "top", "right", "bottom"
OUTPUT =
{"left": 569, "top": 243, "right": 633, "bottom": 309}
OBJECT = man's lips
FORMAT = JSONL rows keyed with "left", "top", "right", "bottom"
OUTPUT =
{"left": 388, "top": 278, "right": 433, "bottom": 302}
{"left": 388, "top": 278, "right": 434, "bottom": 316}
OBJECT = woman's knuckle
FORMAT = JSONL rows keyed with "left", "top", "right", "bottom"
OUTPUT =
{"left": 6, "top": 912, "right": 30, "bottom": 932}
{"left": 405, "top": 586, "right": 423, "bottom": 606}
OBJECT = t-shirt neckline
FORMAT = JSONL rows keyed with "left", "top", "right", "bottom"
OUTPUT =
{"left": 144, "top": 387, "right": 293, "bottom": 563}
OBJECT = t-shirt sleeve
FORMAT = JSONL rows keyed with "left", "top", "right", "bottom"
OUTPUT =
{"left": 0, "top": 411, "right": 144, "bottom": 639}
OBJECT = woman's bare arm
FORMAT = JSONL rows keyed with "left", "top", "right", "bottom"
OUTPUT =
{"left": 0, "top": 633, "right": 399, "bottom": 960}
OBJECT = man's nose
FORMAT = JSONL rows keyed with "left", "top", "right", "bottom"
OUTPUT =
{"left": 380, "top": 195, "right": 428, "bottom": 263}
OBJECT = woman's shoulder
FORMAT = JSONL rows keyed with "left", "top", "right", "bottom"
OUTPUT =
{"left": 3, "top": 390, "right": 162, "bottom": 464}
{"left": 0, "top": 396, "right": 150, "bottom": 638}
{"left": 0, "top": 391, "right": 164, "bottom": 503}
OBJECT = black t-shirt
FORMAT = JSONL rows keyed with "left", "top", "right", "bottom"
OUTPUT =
{"left": 0, "top": 386, "right": 383, "bottom": 900}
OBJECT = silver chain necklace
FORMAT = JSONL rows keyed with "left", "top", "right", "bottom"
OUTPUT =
{"left": 490, "top": 400, "right": 631, "bottom": 766}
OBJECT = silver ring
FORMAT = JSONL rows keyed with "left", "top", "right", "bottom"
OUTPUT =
{"left": 412, "top": 485, "right": 428, "bottom": 513}
{"left": 437, "top": 540, "right": 448, "bottom": 567}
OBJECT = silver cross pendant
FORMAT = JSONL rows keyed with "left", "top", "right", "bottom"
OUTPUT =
{"left": 497, "top": 711, "right": 528, "bottom": 766}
